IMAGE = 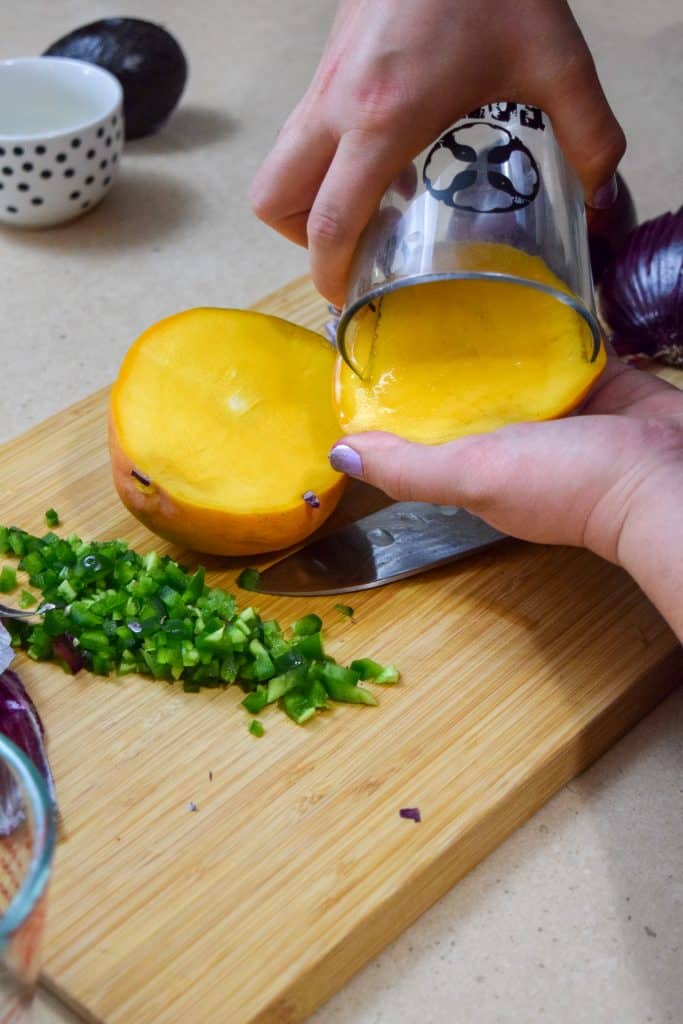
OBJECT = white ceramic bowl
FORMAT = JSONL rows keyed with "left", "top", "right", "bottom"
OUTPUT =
{"left": 0, "top": 57, "right": 124, "bottom": 228}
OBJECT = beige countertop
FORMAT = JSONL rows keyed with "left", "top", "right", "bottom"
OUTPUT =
{"left": 2, "top": 2, "right": 681, "bottom": 1022}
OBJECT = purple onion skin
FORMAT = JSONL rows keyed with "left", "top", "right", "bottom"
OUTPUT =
{"left": 599, "top": 208, "right": 683, "bottom": 367}
{"left": 0, "top": 669, "right": 57, "bottom": 834}
{"left": 587, "top": 173, "right": 637, "bottom": 284}
{"left": 52, "top": 634, "right": 86, "bottom": 674}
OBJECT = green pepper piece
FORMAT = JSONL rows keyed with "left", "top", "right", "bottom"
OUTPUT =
{"left": 350, "top": 659, "right": 400, "bottom": 684}
{"left": 0, "top": 566, "right": 18, "bottom": 593}
{"left": 375, "top": 665, "right": 400, "bottom": 684}
{"left": 291, "top": 613, "right": 323, "bottom": 637}
{"left": 306, "top": 678, "right": 329, "bottom": 710}
{"left": 335, "top": 604, "right": 355, "bottom": 618}
{"left": 242, "top": 686, "right": 268, "bottom": 714}
{"left": 265, "top": 666, "right": 308, "bottom": 704}
{"left": 56, "top": 578, "right": 77, "bottom": 603}
{"left": 281, "top": 691, "right": 316, "bottom": 725}
{"left": 183, "top": 566, "right": 205, "bottom": 603}
{"left": 273, "top": 648, "right": 306, "bottom": 673}
{"left": 237, "top": 567, "right": 262, "bottom": 592}
{"left": 324, "top": 678, "right": 377, "bottom": 705}
{"left": 293, "top": 632, "right": 324, "bottom": 661}
{"left": 249, "top": 720, "right": 265, "bottom": 737}
{"left": 18, "top": 590, "right": 37, "bottom": 609}
{"left": 42, "top": 609, "right": 70, "bottom": 638}
{"left": 320, "top": 662, "right": 360, "bottom": 687}
{"left": 8, "top": 530, "right": 29, "bottom": 557}
{"left": 261, "top": 619, "right": 284, "bottom": 649}
{"left": 45, "top": 508, "right": 60, "bottom": 528}
{"left": 319, "top": 663, "right": 377, "bottom": 705}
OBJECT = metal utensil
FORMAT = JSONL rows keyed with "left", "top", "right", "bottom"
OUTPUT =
{"left": 256, "top": 503, "right": 506, "bottom": 596}
{"left": 0, "top": 602, "right": 58, "bottom": 621}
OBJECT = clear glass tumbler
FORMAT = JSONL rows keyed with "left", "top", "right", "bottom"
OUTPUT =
{"left": 0, "top": 734, "right": 55, "bottom": 1022}
{"left": 337, "top": 101, "right": 602, "bottom": 380}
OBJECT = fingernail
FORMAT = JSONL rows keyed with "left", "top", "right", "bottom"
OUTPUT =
{"left": 588, "top": 174, "right": 618, "bottom": 210}
{"left": 329, "top": 443, "right": 363, "bottom": 478}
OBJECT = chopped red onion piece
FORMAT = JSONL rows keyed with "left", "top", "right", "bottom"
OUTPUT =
{"left": 399, "top": 807, "right": 421, "bottom": 823}
{"left": 52, "top": 634, "right": 86, "bottom": 674}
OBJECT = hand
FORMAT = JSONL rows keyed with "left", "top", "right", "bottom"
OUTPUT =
{"left": 250, "top": 0, "right": 625, "bottom": 306}
{"left": 329, "top": 361, "right": 683, "bottom": 639}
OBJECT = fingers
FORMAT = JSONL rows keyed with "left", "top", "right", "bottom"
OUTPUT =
{"left": 249, "top": 112, "right": 337, "bottom": 247}
{"left": 328, "top": 419, "right": 638, "bottom": 552}
{"left": 329, "top": 432, "right": 507, "bottom": 509}
{"left": 306, "top": 128, "right": 421, "bottom": 305}
{"left": 528, "top": 15, "right": 625, "bottom": 205}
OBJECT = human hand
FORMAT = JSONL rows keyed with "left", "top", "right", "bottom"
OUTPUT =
{"left": 250, "top": 0, "right": 625, "bottom": 306}
{"left": 329, "top": 361, "right": 683, "bottom": 638}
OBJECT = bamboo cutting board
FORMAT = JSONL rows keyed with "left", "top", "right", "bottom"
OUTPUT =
{"left": 1, "top": 277, "right": 681, "bottom": 1024}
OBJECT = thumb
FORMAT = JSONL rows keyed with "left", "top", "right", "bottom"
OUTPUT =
{"left": 328, "top": 419, "right": 638, "bottom": 554}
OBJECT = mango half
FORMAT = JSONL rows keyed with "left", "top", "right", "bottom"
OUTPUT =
{"left": 109, "top": 308, "right": 346, "bottom": 555}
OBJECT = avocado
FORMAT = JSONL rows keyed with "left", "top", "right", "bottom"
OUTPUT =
{"left": 44, "top": 17, "right": 188, "bottom": 139}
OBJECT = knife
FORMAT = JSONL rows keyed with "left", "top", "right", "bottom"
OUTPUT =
{"left": 256, "top": 503, "right": 507, "bottom": 596}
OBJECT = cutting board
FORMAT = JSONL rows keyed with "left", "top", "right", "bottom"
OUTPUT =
{"left": 1, "top": 276, "right": 681, "bottom": 1024}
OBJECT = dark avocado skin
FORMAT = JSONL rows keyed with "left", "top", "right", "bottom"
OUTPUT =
{"left": 44, "top": 17, "right": 188, "bottom": 139}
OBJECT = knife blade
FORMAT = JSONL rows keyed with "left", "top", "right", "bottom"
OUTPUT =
{"left": 256, "top": 503, "right": 507, "bottom": 596}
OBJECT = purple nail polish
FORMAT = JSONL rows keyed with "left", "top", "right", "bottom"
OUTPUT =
{"left": 329, "top": 443, "right": 363, "bottom": 478}
{"left": 588, "top": 175, "right": 618, "bottom": 210}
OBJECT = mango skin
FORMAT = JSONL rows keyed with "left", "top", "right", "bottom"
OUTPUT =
{"left": 108, "top": 307, "right": 347, "bottom": 556}
{"left": 109, "top": 413, "right": 347, "bottom": 556}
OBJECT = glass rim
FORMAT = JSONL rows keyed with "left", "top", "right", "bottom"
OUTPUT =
{"left": 337, "top": 271, "right": 602, "bottom": 379}
{"left": 0, "top": 734, "right": 55, "bottom": 943}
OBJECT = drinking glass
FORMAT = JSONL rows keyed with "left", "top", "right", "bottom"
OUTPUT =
{"left": 337, "top": 101, "right": 602, "bottom": 378}
{"left": 0, "top": 734, "right": 56, "bottom": 1022}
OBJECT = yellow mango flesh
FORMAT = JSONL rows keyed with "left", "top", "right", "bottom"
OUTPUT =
{"left": 110, "top": 308, "right": 345, "bottom": 555}
{"left": 335, "top": 245, "right": 606, "bottom": 444}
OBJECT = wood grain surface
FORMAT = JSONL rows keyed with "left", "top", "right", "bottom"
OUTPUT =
{"left": 1, "top": 277, "right": 681, "bottom": 1023}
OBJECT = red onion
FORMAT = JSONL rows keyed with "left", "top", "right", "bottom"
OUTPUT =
{"left": 587, "top": 173, "right": 637, "bottom": 283}
{"left": 599, "top": 208, "right": 683, "bottom": 367}
{"left": 0, "top": 669, "right": 57, "bottom": 833}
{"left": 399, "top": 807, "right": 421, "bottom": 823}
{"left": 52, "top": 634, "right": 86, "bottom": 674}
{"left": 0, "top": 624, "right": 57, "bottom": 832}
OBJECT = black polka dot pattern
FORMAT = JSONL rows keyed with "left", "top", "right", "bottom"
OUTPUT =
{"left": 0, "top": 109, "right": 123, "bottom": 224}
